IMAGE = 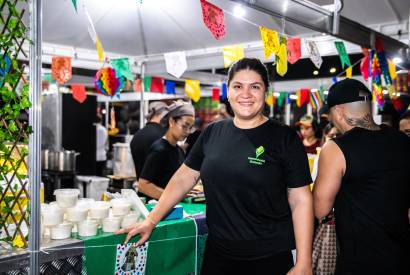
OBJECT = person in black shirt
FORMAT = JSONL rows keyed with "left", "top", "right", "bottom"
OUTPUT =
{"left": 116, "top": 58, "right": 314, "bottom": 275}
{"left": 138, "top": 101, "right": 195, "bottom": 200}
{"left": 313, "top": 79, "right": 410, "bottom": 274}
{"left": 130, "top": 101, "right": 167, "bottom": 180}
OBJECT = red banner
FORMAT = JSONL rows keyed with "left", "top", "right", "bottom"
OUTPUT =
{"left": 200, "top": 0, "right": 225, "bottom": 40}
{"left": 287, "top": 38, "right": 301, "bottom": 64}
{"left": 71, "top": 84, "right": 87, "bottom": 103}
{"left": 212, "top": 88, "right": 220, "bottom": 102}
{"left": 150, "top": 77, "right": 164, "bottom": 93}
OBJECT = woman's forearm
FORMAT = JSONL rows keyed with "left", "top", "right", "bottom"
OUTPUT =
{"left": 289, "top": 186, "right": 314, "bottom": 266}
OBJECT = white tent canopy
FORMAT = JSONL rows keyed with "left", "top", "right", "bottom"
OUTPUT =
{"left": 17, "top": 0, "right": 407, "bottom": 87}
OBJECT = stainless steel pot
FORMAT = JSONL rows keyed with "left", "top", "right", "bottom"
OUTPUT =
{"left": 41, "top": 149, "right": 79, "bottom": 172}
{"left": 57, "top": 150, "right": 80, "bottom": 172}
{"left": 42, "top": 149, "right": 58, "bottom": 170}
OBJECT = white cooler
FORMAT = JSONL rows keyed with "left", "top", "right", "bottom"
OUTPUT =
{"left": 75, "top": 176, "right": 110, "bottom": 200}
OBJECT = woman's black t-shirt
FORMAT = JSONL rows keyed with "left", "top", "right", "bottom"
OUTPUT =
{"left": 140, "top": 138, "right": 185, "bottom": 193}
{"left": 185, "top": 119, "right": 312, "bottom": 259}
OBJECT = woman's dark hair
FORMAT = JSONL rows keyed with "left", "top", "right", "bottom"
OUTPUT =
{"left": 227, "top": 58, "right": 269, "bottom": 90}
{"left": 160, "top": 115, "right": 182, "bottom": 129}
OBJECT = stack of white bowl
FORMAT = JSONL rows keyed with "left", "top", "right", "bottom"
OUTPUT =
{"left": 41, "top": 189, "right": 140, "bottom": 240}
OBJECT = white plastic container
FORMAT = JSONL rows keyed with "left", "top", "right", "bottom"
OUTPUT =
{"left": 102, "top": 217, "right": 121, "bottom": 233}
{"left": 76, "top": 198, "right": 95, "bottom": 211}
{"left": 121, "top": 213, "right": 139, "bottom": 229}
{"left": 41, "top": 206, "right": 64, "bottom": 227}
{"left": 89, "top": 201, "right": 110, "bottom": 219}
{"left": 78, "top": 220, "right": 99, "bottom": 237}
{"left": 54, "top": 189, "right": 80, "bottom": 208}
{"left": 76, "top": 176, "right": 110, "bottom": 201}
{"left": 50, "top": 222, "right": 73, "bottom": 240}
{"left": 111, "top": 198, "right": 131, "bottom": 216}
{"left": 66, "top": 207, "right": 88, "bottom": 222}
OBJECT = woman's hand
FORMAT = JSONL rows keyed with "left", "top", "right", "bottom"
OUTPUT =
{"left": 114, "top": 218, "right": 156, "bottom": 246}
{"left": 287, "top": 263, "right": 312, "bottom": 275}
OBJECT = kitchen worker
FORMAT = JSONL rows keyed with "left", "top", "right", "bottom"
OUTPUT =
{"left": 130, "top": 101, "right": 167, "bottom": 180}
{"left": 313, "top": 79, "right": 410, "bottom": 274}
{"left": 117, "top": 58, "right": 313, "bottom": 275}
{"left": 137, "top": 100, "right": 195, "bottom": 200}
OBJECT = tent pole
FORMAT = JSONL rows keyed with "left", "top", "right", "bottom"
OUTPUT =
{"left": 140, "top": 62, "right": 145, "bottom": 129}
{"left": 29, "top": 0, "right": 42, "bottom": 274}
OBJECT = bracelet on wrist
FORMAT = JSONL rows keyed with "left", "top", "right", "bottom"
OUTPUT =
{"left": 146, "top": 216, "right": 157, "bottom": 227}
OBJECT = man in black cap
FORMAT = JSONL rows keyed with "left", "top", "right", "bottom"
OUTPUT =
{"left": 130, "top": 101, "right": 167, "bottom": 180}
{"left": 313, "top": 79, "right": 410, "bottom": 274}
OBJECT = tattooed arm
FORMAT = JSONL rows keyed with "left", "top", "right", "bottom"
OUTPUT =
{"left": 116, "top": 164, "right": 200, "bottom": 245}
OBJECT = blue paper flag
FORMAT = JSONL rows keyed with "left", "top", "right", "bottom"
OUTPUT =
{"left": 286, "top": 94, "right": 291, "bottom": 104}
{"left": 166, "top": 80, "right": 176, "bottom": 94}
{"left": 221, "top": 83, "right": 227, "bottom": 101}
{"left": 332, "top": 76, "right": 338, "bottom": 84}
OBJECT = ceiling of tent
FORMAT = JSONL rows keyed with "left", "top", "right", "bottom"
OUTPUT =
{"left": 39, "top": 0, "right": 409, "bottom": 57}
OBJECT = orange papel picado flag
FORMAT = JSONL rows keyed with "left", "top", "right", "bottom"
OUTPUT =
{"left": 223, "top": 45, "right": 245, "bottom": 68}
{"left": 265, "top": 88, "right": 276, "bottom": 107}
{"left": 185, "top": 79, "right": 201, "bottom": 102}
{"left": 259, "top": 26, "right": 279, "bottom": 60}
{"left": 296, "top": 89, "right": 310, "bottom": 107}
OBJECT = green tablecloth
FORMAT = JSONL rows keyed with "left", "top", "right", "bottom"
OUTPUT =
{"left": 82, "top": 203, "right": 206, "bottom": 275}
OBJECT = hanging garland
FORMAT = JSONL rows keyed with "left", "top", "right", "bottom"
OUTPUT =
{"left": 94, "top": 67, "right": 125, "bottom": 98}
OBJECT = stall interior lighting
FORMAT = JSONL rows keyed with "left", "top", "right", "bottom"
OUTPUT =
{"left": 392, "top": 57, "right": 402, "bottom": 64}
{"left": 274, "top": 92, "right": 280, "bottom": 97}
{"left": 313, "top": 70, "right": 319, "bottom": 75}
{"left": 282, "top": 0, "right": 289, "bottom": 13}
{"left": 382, "top": 90, "right": 388, "bottom": 95}
{"left": 329, "top": 67, "right": 337, "bottom": 73}
{"left": 289, "top": 94, "right": 298, "bottom": 100}
{"left": 233, "top": 5, "right": 246, "bottom": 18}
{"left": 323, "top": 90, "right": 329, "bottom": 95}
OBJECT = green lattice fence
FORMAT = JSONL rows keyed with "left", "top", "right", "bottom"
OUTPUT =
{"left": 0, "top": 0, "right": 31, "bottom": 250}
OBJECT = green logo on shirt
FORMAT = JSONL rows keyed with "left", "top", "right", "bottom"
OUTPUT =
{"left": 248, "top": 146, "right": 266, "bottom": 166}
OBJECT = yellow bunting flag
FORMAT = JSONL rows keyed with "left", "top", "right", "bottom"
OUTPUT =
{"left": 96, "top": 37, "right": 104, "bottom": 62}
{"left": 259, "top": 26, "right": 279, "bottom": 60}
{"left": 346, "top": 66, "right": 352, "bottom": 78}
{"left": 84, "top": 3, "right": 105, "bottom": 61}
{"left": 223, "top": 45, "right": 245, "bottom": 68}
{"left": 276, "top": 37, "right": 288, "bottom": 77}
{"left": 387, "top": 59, "right": 397, "bottom": 80}
{"left": 185, "top": 79, "right": 201, "bottom": 102}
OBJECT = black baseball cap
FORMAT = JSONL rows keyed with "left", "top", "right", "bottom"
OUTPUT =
{"left": 327, "top": 79, "right": 372, "bottom": 108}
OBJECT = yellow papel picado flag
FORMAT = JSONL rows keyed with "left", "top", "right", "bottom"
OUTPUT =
{"left": 223, "top": 45, "right": 245, "bottom": 68}
{"left": 276, "top": 36, "right": 288, "bottom": 77}
{"left": 259, "top": 26, "right": 280, "bottom": 60}
{"left": 185, "top": 79, "right": 201, "bottom": 102}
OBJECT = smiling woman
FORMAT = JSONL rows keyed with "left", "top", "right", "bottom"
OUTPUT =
{"left": 116, "top": 58, "right": 314, "bottom": 275}
{"left": 227, "top": 58, "right": 269, "bottom": 128}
